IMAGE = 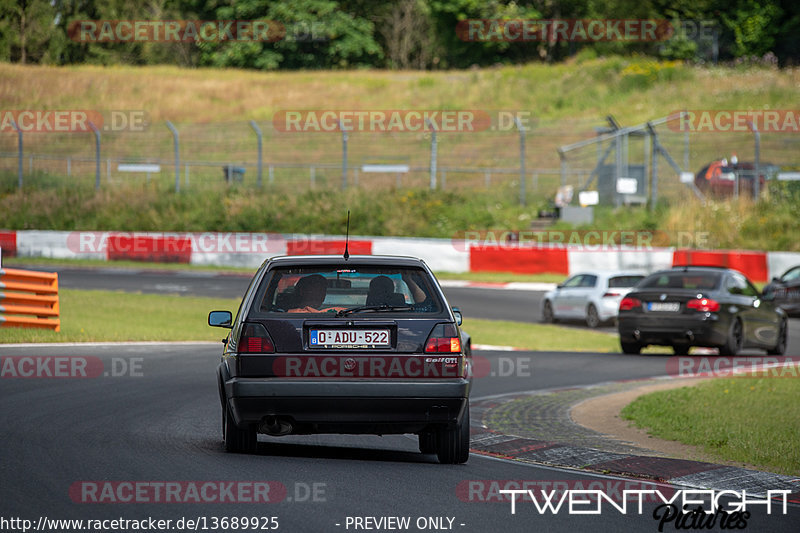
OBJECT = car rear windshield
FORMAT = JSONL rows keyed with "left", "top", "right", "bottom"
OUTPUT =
{"left": 608, "top": 275, "right": 645, "bottom": 288}
{"left": 252, "top": 265, "right": 445, "bottom": 316}
{"left": 640, "top": 272, "right": 721, "bottom": 290}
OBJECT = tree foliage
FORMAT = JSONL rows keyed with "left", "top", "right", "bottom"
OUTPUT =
{"left": 2, "top": 0, "right": 797, "bottom": 68}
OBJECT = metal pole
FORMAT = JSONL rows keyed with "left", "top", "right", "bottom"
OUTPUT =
{"left": 748, "top": 121, "right": 760, "bottom": 198}
{"left": 166, "top": 121, "right": 180, "bottom": 192}
{"left": 614, "top": 131, "right": 623, "bottom": 207}
{"left": 427, "top": 119, "right": 437, "bottom": 190}
{"left": 12, "top": 120, "right": 22, "bottom": 189}
{"left": 683, "top": 110, "right": 690, "bottom": 172}
{"left": 88, "top": 121, "right": 101, "bottom": 190}
{"left": 558, "top": 149, "right": 567, "bottom": 187}
{"left": 249, "top": 120, "right": 263, "bottom": 188}
{"left": 515, "top": 117, "right": 526, "bottom": 206}
{"left": 647, "top": 124, "right": 658, "bottom": 209}
{"left": 339, "top": 120, "right": 348, "bottom": 190}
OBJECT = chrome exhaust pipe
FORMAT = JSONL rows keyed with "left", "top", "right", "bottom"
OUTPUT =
{"left": 259, "top": 415, "right": 293, "bottom": 436}
{"left": 685, "top": 331, "right": 694, "bottom": 342}
{"left": 633, "top": 330, "right": 641, "bottom": 341}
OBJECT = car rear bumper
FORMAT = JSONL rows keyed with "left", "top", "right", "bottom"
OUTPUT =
{"left": 224, "top": 378, "right": 470, "bottom": 434}
{"left": 618, "top": 314, "right": 729, "bottom": 347}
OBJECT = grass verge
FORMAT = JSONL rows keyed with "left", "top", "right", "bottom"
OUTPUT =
{"left": 462, "top": 318, "right": 619, "bottom": 352}
{"left": 0, "top": 288, "right": 619, "bottom": 352}
{"left": 0, "top": 289, "right": 237, "bottom": 343}
{"left": 621, "top": 378, "right": 800, "bottom": 475}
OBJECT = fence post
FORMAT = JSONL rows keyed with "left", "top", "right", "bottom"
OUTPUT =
{"left": 12, "top": 119, "right": 22, "bottom": 189}
{"left": 558, "top": 149, "right": 567, "bottom": 187}
{"left": 249, "top": 120, "right": 263, "bottom": 188}
{"left": 165, "top": 121, "right": 180, "bottom": 192}
{"left": 515, "top": 117, "right": 527, "bottom": 206}
{"left": 647, "top": 123, "right": 658, "bottom": 209}
{"left": 339, "top": 120, "right": 348, "bottom": 190}
{"left": 427, "top": 119, "right": 437, "bottom": 190}
{"left": 748, "top": 120, "right": 760, "bottom": 198}
{"left": 88, "top": 121, "right": 101, "bottom": 190}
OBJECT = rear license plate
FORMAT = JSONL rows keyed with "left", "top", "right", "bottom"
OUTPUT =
{"left": 647, "top": 302, "right": 680, "bottom": 312}
{"left": 309, "top": 329, "right": 390, "bottom": 348}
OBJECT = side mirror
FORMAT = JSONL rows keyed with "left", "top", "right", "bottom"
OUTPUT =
{"left": 208, "top": 310, "right": 232, "bottom": 328}
{"left": 556, "top": 284, "right": 563, "bottom": 289}
{"left": 452, "top": 307, "right": 463, "bottom": 326}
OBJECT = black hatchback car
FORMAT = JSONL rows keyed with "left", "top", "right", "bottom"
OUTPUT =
{"left": 617, "top": 266, "right": 787, "bottom": 355}
{"left": 208, "top": 255, "right": 472, "bottom": 463}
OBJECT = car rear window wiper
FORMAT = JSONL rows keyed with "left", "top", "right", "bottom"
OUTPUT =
{"left": 336, "top": 304, "right": 414, "bottom": 317}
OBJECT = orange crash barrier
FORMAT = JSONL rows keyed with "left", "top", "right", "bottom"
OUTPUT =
{"left": 0, "top": 268, "right": 60, "bottom": 332}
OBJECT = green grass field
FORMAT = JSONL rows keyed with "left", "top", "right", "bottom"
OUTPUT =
{"left": 0, "top": 288, "right": 620, "bottom": 350}
{"left": 1, "top": 58, "right": 799, "bottom": 250}
{"left": 622, "top": 378, "right": 800, "bottom": 475}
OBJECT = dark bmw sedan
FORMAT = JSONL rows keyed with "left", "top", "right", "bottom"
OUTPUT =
{"left": 762, "top": 265, "right": 800, "bottom": 317}
{"left": 617, "top": 266, "right": 787, "bottom": 356}
{"left": 208, "top": 255, "right": 472, "bottom": 463}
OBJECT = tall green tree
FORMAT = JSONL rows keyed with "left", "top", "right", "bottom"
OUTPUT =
{"left": 0, "top": 0, "right": 57, "bottom": 63}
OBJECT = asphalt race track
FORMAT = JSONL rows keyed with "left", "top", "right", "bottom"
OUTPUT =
{"left": 2, "top": 267, "right": 799, "bottom": 532}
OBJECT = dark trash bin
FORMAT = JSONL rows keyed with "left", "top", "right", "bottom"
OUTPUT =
{"left": 222, "top": 165, "right": 246, "bottom": 182}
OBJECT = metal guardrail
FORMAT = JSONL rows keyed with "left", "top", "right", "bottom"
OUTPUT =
{"left": 0, "top": 268, "right": 60, "bottom": 331}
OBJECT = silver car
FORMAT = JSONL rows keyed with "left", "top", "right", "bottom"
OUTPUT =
{"left": 542, "top": 271, "right": 645, "bottom": 328}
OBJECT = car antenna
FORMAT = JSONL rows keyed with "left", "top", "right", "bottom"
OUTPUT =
{"left": 343, "top": 210, "right": 350, "bottom": 261}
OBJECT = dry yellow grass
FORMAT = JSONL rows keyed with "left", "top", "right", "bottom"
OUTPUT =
{"left": 2, "top": 59, "right": 797, "bottom": 124}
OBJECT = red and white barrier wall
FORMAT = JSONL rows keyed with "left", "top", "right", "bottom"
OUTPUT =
{"left": 1, "top": 230, "right": 798, "bottom": 283}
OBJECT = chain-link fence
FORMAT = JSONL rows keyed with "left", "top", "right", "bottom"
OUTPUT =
{"left": 2, "top": 114, "right": 797, "bottom": 207}
{"left": 558, "top": 113, "right": 798, "bottom": 208}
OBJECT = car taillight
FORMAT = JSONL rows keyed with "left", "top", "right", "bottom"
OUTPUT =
{"left": 687, "top": 298, "right": 720, "bottom": 313}
{"left": 603, "top": 291, "right": 621, "bottom": 298}
{"left": 425, "top": 324, "right": 461, "bottom": 353}
{"left": 619, "top": 297, "right": 642, "bottom": 311}
{"left": 238, "top": 323, "right": 275, "bottom": 353}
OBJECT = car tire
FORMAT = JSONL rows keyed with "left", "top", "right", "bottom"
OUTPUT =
{"left": 542, "top": 301, "right": 556, "bottom": 323}
{"left": 586, "top": 304, "right": 600, "bottom": 328}
{"left": 620, "top": 341, "right": 642, "bottom": 355}
{"left": 223, "top": 403, "right": 257, "bottom": 454}
{"left": 418, "top": 431, "right": 437, "bottom": 454}
{"left": 672, "top": 345, "right": 690, "bottom": 355}
{"left": 767, "top": 318, "right": 787, "bottom": 356}
{"left": 436, "top": 404, "right": 470, "bottom": 464}
{"left": 720, "top": 318, "right": 743, "bottom": 356}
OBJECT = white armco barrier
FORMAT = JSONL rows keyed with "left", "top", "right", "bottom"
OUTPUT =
{"left": 767, "top": 251, "right": 800, "bottom": 281}
{"left": 371, "top": 237, "right": 469, "bottom": 273}
{"left": 16, "top": 230, "right": 105, "bottom": 260}
{"left": 6, "top": 229, "right": 798, "bottom": 282}
{"left": 567, "top": 248, "right": 675, "bottom": 275}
